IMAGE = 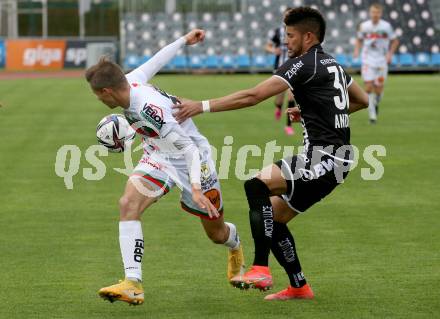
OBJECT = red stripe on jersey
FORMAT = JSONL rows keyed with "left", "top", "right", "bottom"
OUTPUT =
{"left": 365, "top": 33, "right": 389, "bottom": 39}
{"left": 132, "top": 173, "right": 170, "bottom": 194}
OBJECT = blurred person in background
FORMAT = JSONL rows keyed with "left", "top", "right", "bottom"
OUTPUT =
{"left": 354, "top": 3, "right": 399, "bottom": 124}
{"left": 265, "top": 7, "right": 298, "bottom": 135}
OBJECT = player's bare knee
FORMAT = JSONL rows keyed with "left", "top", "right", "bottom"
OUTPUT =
{"left": 119, "top": 196, "right": 142, "bottom": 220}
{"left": 374, "top": 86, "right": 383, "bottom": 95}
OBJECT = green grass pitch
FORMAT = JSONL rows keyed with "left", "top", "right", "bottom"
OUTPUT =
{"left": 0, "top": 74, "right": 439, "bottom": 318}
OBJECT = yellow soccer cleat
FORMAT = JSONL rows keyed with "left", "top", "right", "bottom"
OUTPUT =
{"left": 227, "top": 245, "right": 245, "bottom": 282}
{"left": 98, "top": 279, "right": 144, "bottom": 306}
{"left": 230, "top": 265, "right": 273, "bottom": 291}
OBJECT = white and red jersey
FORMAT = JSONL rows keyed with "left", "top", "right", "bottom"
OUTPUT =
{"left": 122, "top": 37, "right": 209, "bottom": 185}
{"left": 357, "top": 19, "right": 396, "bottom": 67}
{"left": 123, "top": 79, "right": 210, "bottom": 155}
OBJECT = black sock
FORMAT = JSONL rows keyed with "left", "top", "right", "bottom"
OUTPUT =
{"left": 286, "top": 114, "right": 292, "bottom": 126}
{"left": 271, "top": 222, "right": 307, "bottom": 288}
{"left": 244, "top": 178, "right": 273, "bottom": 266}
{"left": 287, "top": 101, "right": 296, "bottom": 126}
{"left": 288, "top": 100, "right": 296, "bottom": 108}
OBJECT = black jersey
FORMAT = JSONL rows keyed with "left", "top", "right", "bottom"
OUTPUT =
{"left": 275, "top": 44, "right": 353, "bottom": 149}
{"left": 269, "top": 26, "right": 289, "bottom": 70}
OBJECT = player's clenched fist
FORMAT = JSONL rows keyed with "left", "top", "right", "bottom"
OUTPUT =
{"left": 286, "top": 106, "right": 301, "bottom": 122}
{"left": 184, "top": 29, "right": 205, "bottom": 45}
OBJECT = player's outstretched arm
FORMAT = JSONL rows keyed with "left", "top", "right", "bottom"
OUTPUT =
{"left": 126, "top": 29, "right": 205, "bottom": 83}
{"left": 173, "top": 76, "right": 288, "bottom": 122}
{"left": 386, "top": 38, "right": 399, "bottom": 64}
{"left": 353, "top": 38, "right": 362, "bottom": 59}
{"left": 348, "top": 80, "right": 369, "bottom": 114}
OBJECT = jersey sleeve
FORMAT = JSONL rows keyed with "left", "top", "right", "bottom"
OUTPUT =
{"left": 273, "top": 57, "right": 309, "bottom": 89}
{"left": 125, "top": 37, "right": 186, "bottom": 84}
{"left": 387, "top": 22, "right": 397, "bottom": 40}
{"left": 269, "top": 28, "right": 280, "bottom": 46}
{"left": 343, "top": 68, "right": 353, "bottom": 87}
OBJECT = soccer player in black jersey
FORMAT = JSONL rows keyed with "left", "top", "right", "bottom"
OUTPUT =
{"left": 265, "top": 7, "right": 296, "bottom": 135}
{"left": 174, "top": 7, "right": 369, "bottom": 300}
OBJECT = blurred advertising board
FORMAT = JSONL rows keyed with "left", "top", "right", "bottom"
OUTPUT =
{"left": 0, "top": 40, "right": 5, "bottom": 67}
{"left": 5, "top": 39, "right": 116, "bottom": 70}
{"left": 64, "top": 40, "right": 88, "bottom": 68}
{"left": 6, "top": 40, "right": 66, "bottom": 71}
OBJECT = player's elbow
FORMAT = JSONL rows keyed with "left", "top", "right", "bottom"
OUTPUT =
{"left": 360, "top": 92, "right": 369, "bottom": 108}
{"left": 239, "top": 92, "right": 258, "bottom": 107}
{"left": 247, "top": 95, "right": 260, "bottom": 107}
{"left": 348, "top": 81, "right": 368, "bottom": 109}
{"left": 353, "top": 94, "right": 369, "bottom": 111}
{"left": 264, "top": 44, "right": 271, "bottom": 53}
{"left": 244, "top": 88, "right": 265, "bottom": 107}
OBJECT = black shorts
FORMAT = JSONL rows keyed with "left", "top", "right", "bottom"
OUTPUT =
{"left": 275, "top": 148, "right": 353, "bottom": 213}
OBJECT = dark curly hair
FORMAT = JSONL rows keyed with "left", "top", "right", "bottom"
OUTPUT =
{"left": 284, "top": 7, "right": 326, "bottom": 43}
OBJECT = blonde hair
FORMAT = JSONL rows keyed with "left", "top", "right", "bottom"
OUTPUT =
{"left": 370, "top": 3, "right": 383, "bottom": 11}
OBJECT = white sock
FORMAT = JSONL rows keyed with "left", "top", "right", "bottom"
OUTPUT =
{"left": 224, "top": 222, "right": 240, "bottom": 250}
{"left": 119, "top": 220, "right": 144, "bottom": 281}
{"left": 376, "top": 92, "right": 383, "bottom": 105}
{"left": 368, "top": 92, "right": 377, "bottom": 120}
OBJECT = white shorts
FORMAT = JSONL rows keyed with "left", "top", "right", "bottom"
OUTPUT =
{"left": 130, "top": 150, "right": 223, "bottom": 220}
{"left": 361, "top": 64, "right": 388, "bottom": 85}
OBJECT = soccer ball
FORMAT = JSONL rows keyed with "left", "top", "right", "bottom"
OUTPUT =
{"left": 96, "top": 114, "right": 136, "bottom": 152}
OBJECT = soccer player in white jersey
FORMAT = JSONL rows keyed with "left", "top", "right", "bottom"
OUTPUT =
{"left": 85, "top": 29, "right": 244, "bottom": 306}
{"left": 354, "top": 3, "right": 399, "bottom": 124}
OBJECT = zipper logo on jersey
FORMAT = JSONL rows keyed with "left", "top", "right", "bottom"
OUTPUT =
{"left": 285, "top": 60, "right": 304, "bottom": 79}
{"left": 141, "top": 103, "right": 165, "bottom": 130}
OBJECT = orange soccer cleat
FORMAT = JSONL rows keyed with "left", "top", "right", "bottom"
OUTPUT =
{"left": 264, "top": 284, "right": 314, "bottom": 301}
{"left": 230, "top": 265, "right": 273, "bottom": 291}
